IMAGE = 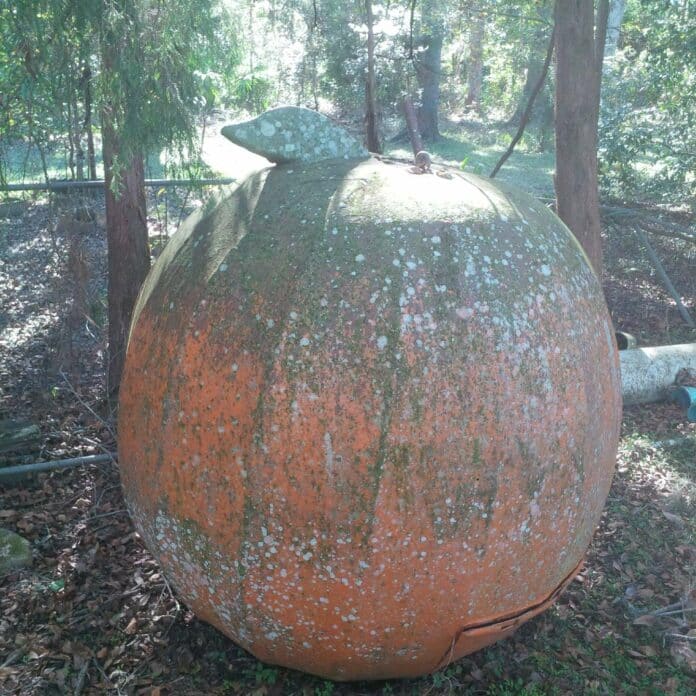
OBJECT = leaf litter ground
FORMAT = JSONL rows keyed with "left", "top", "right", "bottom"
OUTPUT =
{"left": 1, "top": 185, "right": 695, "bottom": 695}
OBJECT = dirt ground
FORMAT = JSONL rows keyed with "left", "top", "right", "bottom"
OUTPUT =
{"left": 1, "top": 187, "right": 695, "bottom": 695}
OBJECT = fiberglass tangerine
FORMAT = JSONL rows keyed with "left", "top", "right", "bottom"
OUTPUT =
{"left": 118, "top": 107, "right": 621, "bottom": 681}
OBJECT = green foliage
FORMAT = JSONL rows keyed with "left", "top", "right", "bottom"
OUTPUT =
{"left": 232, "top": 71, "right": 273, "bottom": 113}
{"left": 600, "top": 0, "right": 696, "bottom": 205}
{"left": 485, "top": 679, "right": 545, "bottom": 696}
{"left": 97, "top": 0, "right": 238, "bottom": 160}
{"left": 2, "top": 0, "right": 693, "bottom": 212}
{"left": 313, "top": 680, "right": 335, "bottom": 696}
{"left": 0, "top": 0, "right": 240, "bottom": 184}
{"left": 246, "top": 662, "right": 279, "bottom": 685}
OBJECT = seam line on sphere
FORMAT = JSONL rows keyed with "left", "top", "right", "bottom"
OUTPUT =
{"left": 433, "top": 557, "right": 584, "bottom": 672}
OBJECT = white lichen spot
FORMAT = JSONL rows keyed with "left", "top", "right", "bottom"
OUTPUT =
{"left": 299, "top": 337, "right": 310, "bottom": 347}
{"left": 431, "top": 235, "right": 441, "bottom": 244}
{"left": 376, "top": 335, "right": 388, "bottom": 350}
{"left": 324, "top": 432, "right": 334, "bottom": 474}
{"left": 392, "top": 259, "right": 401, "bottom": 267}
{"left": 355, "top": 253, "right": 366, "bottom": 263}
{"left": 540, "top": 265, "right": 552, "bottom": 276}
{"left": 259, "top": 120, "right": 276, "bottom": 137}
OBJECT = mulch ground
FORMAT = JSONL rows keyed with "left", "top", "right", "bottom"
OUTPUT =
{"left": 1, "top": 193, "right": 694, "bottom": 695}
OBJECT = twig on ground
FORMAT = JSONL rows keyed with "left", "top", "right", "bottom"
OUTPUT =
{"left": 87, "top": 509, "right": 128, "bottom": 522}
{"left": 59, "top": 370, "right": 116, "bottom": 440}
{"left": 73, "top": 660, "right": 89, "bottom": 696}
{"left": 665, "top": 633, "right": 696, "bottom": 642}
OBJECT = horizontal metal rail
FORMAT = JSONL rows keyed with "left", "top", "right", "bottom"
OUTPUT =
{"left": 1, "top": 177, "right": 236, "bottom": 193}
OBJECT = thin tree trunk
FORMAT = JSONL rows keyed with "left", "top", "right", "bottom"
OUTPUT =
{"left": 605, "top": 0, "right": 626, "bottom": 57}
{"left": 491, "top": 27, "right": 555, "bottom": 178}
{"left": 83, "top": 66, "right": 97, "bottom": 180}
{"left": 554, "top": 0, "right": 608, "bottom": 276}
{"left": 416, "top": 7, "right": 444, "bottom": 140}
{"left": 364, "top": 0, "right": 381, "bottom": 152}
{"left": 67, "top": 98, "right": 76, "bottom": 180}
{"left": 73, "top": 93, "right": 85, "bottom": 181}
{"left": 402, "top": 96, "right": 424, "bottom": 158}
{"left": 464, "top": 14, "right": 485, "bottom": 111}
{"left": 102, "top": 114, "right": 150, "bottom": 396}
{"left": 507, "top": 9, "right": 552, "bottom": 127}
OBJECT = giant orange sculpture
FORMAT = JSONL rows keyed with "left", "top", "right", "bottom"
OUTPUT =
{"left": 119, "top": 107, "right": 621, "bottom": 681}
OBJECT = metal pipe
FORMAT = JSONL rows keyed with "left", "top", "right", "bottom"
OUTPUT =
{"left": 620, "top": 342, "right": 696, "bottom": 405}
{"left": 0, "top": 178, "right": 236, "bottom": 193}
{"left": 0, "top": 453, "right": 115, "bottom": 478}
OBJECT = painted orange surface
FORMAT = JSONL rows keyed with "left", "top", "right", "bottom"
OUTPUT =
{"left": 119, "top": 157, "right": 622, "bottom": 681}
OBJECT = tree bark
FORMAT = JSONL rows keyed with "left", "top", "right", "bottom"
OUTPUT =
{"left": 83, "top": 66, "right": 97, "bottom": 180}
{"left": 102, "top": 116, "right": 150, "bottom": 396}
{"left": 415, "top": 1, "right": 443, "bottom": 141}
{"left": 605, "top": 0, "right": 626, "bottom": 57}
{"left": 364, "top": 0, "right": 381, "bottom": 152}
{"left": 416, "top": 33, "right": 442, "bottom": 140}
{"left": 554, "top": 0, "right": 608, "bottom": 276}
{"left": 464, "top": 14, "right": 485, "bottom": 112}
{"left": 402, "top": 96, "right": 424, "bottom": 159}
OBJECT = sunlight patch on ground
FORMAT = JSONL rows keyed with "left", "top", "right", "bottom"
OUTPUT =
{"left": 618, "top": 435, "right": 696, "bottom": 513}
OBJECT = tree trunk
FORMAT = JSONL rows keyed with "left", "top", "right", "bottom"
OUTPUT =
{"left": 364, "top": 0, "right": 381, "bottom": 152}
{"left": 102, "top": 117, "right": 150, "bottom": 396}
{"left": 416, "top": 33, "right": 442, "bottom": 140}
{"left": 83, "top": 66, "right": 97, "bottom": 180}
{"left": 554, "top": 0, "right": 608, "bottom": 276}
{"left": 605, "top": 0, "right": 626, "bottom": 57}
{"left": 415, "top": 1, "right": 443, "bottom": 141}
{"left": 464, "top": 14, "right": 485, "bottom": 112}
{"left": 72, "top": 93, "right": 85, "bottom": 181}
{"left": 402, "top": 96, "right": 424, "bottom": 159}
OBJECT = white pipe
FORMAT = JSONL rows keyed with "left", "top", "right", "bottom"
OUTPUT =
{"left": 620, "top": 343, "right": 696, "bottom": 405}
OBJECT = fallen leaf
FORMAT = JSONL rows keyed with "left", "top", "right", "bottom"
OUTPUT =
{"left": 124, "top": 617, "right": 138, "bottom": 635}
{"left": 670, "top": 642, "right": 696, "bottom": 674}
{"left": 662, "top": 510, "right": 685, "bottom": 526}
{"left": 633, "top": 614, "right": 659, "bottom": 626}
